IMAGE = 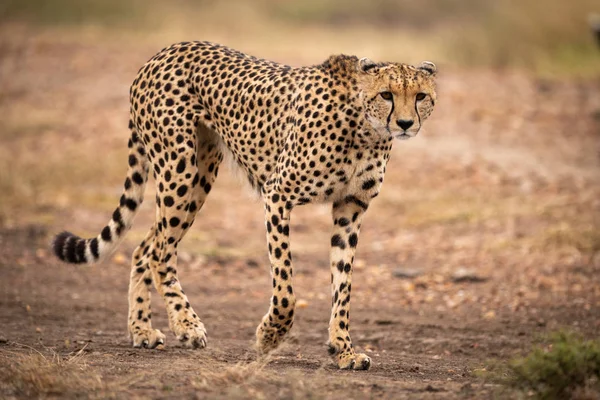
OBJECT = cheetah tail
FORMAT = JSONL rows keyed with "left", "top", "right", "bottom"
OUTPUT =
{"left": 51, "top": 130, "right": 148, "bottom": 264}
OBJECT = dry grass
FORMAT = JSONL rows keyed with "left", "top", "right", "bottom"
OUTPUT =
{"left": 190, "top": 355, "right": 327, "bottom": 400}
{"left": 0, "top": 345, "right": 104, "bottom": 398}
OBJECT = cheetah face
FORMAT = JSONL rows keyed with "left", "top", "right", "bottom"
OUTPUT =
{"left": 357, "top": 58, "right": 437, "bottom": 140}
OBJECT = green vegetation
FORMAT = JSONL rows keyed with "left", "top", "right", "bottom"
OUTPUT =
{"left": 480, "top": 332, "right": 600, "bottom": 399}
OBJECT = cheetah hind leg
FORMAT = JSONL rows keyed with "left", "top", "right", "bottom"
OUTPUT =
{"left": 128, "top": 225, "right": 166, "bottom": 348}
{"left": 148, "top": 129, "right": 222, "bottom": 348}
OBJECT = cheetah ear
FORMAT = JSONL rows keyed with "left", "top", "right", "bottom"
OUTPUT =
{"left": 418, "top": 61, "right": 437, "bottom": 76}
{"left": 358, "top": 57, "right": 378, "bottom": 73}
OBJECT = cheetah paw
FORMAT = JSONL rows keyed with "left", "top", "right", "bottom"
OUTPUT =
{"left": 174, "top": 323, "right": 208, "bottom": 349}
{"left": 337, "top": 353, "right": 372, "bottom": 371}
{"left": 132, "top": 328, "right": 166, "bottom": 349}
{"left": 255, "top": 323, "right": 284, "bottom": 354}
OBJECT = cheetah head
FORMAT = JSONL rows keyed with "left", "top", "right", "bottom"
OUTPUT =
{"left": 356, "top": 58, "right": 437, "bottom": 140}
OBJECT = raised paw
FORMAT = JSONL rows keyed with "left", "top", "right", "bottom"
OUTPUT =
{"left": 336, "top": 352, "right": 372, "bottom": 371}
{"left": 256, "top": 322, "right": 285, "bottom": 354}
{"left": 132, "top": 328, "right": 166, "bottom": 349}
{"left": 173, "top": 322, "right": 208, "bottom": 349}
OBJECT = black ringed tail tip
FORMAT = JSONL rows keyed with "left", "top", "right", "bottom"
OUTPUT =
{"left": 52, "top": 231, "right": 89, "bottom": 264}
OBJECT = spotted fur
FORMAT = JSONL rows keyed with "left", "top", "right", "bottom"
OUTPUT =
{"left": 52, "top": 41, "right": 437, "bottom": 370}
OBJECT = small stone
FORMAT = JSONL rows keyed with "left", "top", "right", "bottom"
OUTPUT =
{"left": 296, "top": 299, "right": 309, "bottom": 308}
{"left": 452, "top": 268, "right": 488, "bottom": 283}
{"left": 536, "top": 318, "right": 546, "bottom": 327}
{"left": 112, "top": 253, "right": 127, "bottom": 265}
{"left": 483, "top": 310, "right": 496, "bottom": 320}
{"left": 392, "top": 267, "right": 423, "bottom": 279}
{"left": 0, "top": 337, "right": 8, "bottom": 344}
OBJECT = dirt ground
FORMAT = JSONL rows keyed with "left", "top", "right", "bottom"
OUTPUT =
{"left": 0, "top": 26, "right": 599, "bottom": 399}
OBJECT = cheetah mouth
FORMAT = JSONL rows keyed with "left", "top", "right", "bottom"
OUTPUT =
{"left": 395, "top": 133, "right": 412, "bottom": 140}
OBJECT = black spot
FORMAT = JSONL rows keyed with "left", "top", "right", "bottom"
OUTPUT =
{"left": 52, "top": 231, "right": 71, "bottom": 261}
{"left": 348, "top": 233, "right": 358, "bottom": 248}
{"left": 124, "top": 198, "right": 137, "bottom": 211}
{"left": 176, "top": 158, "right": 186, "bottom": 173}
{"left": 101, "top": 226, "right": 112, "bottom": 242}
{"left": 136, "top": 297, "right": 144, "bottom": 303}
{"left": 75, "top": 239, "right": 86, "bottom": 263}
{"left": 344, "top": 195, "right": 368, "bottom": 210}
{"left": 362, "top": 179, "right": 376, "bottom": 190}
{"left": 169, "top": 217, "right": 180, "bottom": 227}
{"left": 164, "top": 196, "right": 174, "bottom": 207}
{"left": 65, "top": 236, "right": 78, "bottom": 263}
{"left": 331, "top": 234, "right": 346, "bottom": 249}
{"left": 177, "top": 185, "right": 188, "bottom": 197}
{"left": 132, "top": 172, "right": 144, "bottom": 185}
{"left": 328, "top": 344, "right": 337, "bottom": 355}
{"left": 89, "top": 238, "right": 99, "bottom": 259}
{"left": 112, "top": 208, "right": 123, "bottom": 226}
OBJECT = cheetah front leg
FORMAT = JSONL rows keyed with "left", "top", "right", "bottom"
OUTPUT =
{"left": 327, "top": 197, "right": 371, "bottom": 370}
{"left": 256, "top": 187, "right": 296, "bottom": 354}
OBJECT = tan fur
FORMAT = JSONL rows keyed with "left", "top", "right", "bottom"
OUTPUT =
{"left": 52, "top": 42, "right": 437, "bottom": 370}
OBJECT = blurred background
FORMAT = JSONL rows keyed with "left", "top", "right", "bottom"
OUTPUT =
{"left": 0, "top": 0, "right": 599, "bottom": 223}
{"left": 0, "top": 1, "right": 599, "bottom": 398}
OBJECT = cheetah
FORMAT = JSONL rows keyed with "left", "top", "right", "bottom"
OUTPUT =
{"left": 52, "top": 41, "right": 437, "bottom": 370}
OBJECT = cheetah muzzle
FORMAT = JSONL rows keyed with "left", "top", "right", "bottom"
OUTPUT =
{"left": 52, "top": 41, "right": 437, "bottom": 371}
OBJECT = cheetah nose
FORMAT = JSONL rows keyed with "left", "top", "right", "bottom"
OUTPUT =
{"left": 396, "top": 119, "right": 414, "bottom": 130}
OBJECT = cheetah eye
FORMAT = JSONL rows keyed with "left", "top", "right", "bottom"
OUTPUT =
{"left": 380, "top": 91, "right": 393, "bottom": 101}
{"left": 416, "top": 93, "right": 427, "bottom": 101}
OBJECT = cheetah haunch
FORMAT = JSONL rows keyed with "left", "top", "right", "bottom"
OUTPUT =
{"left": 52, "top": 42, "right": 437, "bottom": 370}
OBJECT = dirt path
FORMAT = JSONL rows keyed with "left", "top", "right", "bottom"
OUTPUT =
{"left": 0, "top": 29, "right": 599, "bottom": 399}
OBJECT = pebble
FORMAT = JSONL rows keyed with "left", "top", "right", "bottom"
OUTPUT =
{"left": 296, "top": 299, "right": 309, "bottom": 308}
{"left": 392, "top": 267, "right": 423, "bottom": 279}
{"left": 451, "top": 268, "right": 488, "bottom": 283}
